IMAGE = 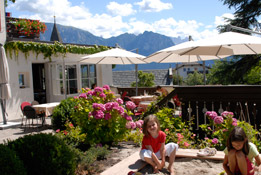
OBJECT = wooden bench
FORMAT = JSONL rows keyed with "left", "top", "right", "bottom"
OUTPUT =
{"left": 101, "top": 148, "right": 225, "bottom": 175}
{"left": 176, "top": 148, "right": 225, "bottom": 160}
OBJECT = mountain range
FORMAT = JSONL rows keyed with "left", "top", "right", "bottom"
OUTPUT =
{"left": 40, "top": 23, "right": 190, "bottom": 71}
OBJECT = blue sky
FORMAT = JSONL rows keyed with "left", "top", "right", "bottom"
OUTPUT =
{"left": 6, "top": 0, "right": 239, "bottom": 40}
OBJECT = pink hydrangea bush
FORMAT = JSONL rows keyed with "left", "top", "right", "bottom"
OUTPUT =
{"left": 72, "top": 85, "right": 134, "bottom": 145}
{"left": 199, "top": 111, "right": 239, "bottom": 150}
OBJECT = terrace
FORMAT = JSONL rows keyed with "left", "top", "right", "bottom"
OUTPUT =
{"left": 118, "top": 85, "right": 261, "bottom": 132}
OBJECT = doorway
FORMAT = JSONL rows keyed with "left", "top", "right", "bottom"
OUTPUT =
{"left": 32, "top": 64, "right": 46, "bottom": 104}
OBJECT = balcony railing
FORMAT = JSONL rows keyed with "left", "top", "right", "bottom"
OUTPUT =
{"left": 157, "top": 85, "right": 261, "bottom": 132}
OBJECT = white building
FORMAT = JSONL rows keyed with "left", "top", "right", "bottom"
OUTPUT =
{"left": 174, "top": 62, "right": 210, "bottom": 79}
{"left": 0, "top": 3, "right": 113, "bottom": 122}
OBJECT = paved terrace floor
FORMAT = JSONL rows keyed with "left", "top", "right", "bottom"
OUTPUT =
{"left": 0, "top": 118, "right": 54, "bottom": 144}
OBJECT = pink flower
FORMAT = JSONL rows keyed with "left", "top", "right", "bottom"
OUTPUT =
{"left": 130, "top": 121, "right": 136, "bottom": 129}
{"left": 104, "top": 113, "right": 111, "bottom": 120}
{"left": 206, "top": 111, "right": 218, "bottom": 120}
{"left": 208, "top": 127, "right": 212, "bottom": 130}
{"left": 103, "top": 85, "right": 110, "bottom": 90}
{"left": 204, "top": 137, "right": 209, "bottom": 140}
{"left": 92, "top": 110, "right": 104, "bottom": 119}
{"left": 99, "top": 93, "right": 106, "bottom": 98}
{"left": 165, "top": 128, "right": 169, "bottom": 132}
{"left": 126, "top": 101, "right": 136, "bottom": 110}
{"left": 93, "top": 103, "right": 106, "bottom": 111}
{"left": 87, "top": 90, "right": 94, "bottom": 96}
{"left": 123, "top": 113, "right": 132, "bottom": 121}
{"left": 94, "top": 87, "right": 103, "bottom": 93}
{"left": 223, "top": 129, "right": 228, "bottom": 132}
{"left": 135, "top": 121, "right": 142, "bottom": 128}
{"left": 221, "top": 111, "right": 234, "bottom": 118}
{"left": 126, "top": 122, "right": 132, "bottom": 129}
{"left": 69, "top": 123, "right": 74, "bottom": 128}
{"left": 177, "top": 133, "right": 184, "bottom": 139}
{"left": 79, "top": 93, "right": 87, "bottom": 98}
{"left": 114, "top": 106, "right": 125, "bottom": 115}
{"left": 116, "top": 98, "right": 123, "bottom": 105}
{"left": 212, "top": 138, "right": 219, "bottom": 144}
{"left": 105, "top": 102, "right": 113, "bottom": 111}
{"left": 232, "top": 118, "right": 238, "bottom": 126}
{"left": 56, "top": 129, "right": 60, "bottom": 133}
{"left": 184, "top": 142, "right": 190, "bottom": 147}
{"left": 214, "top": 116, "right": 224, "bottom": 124}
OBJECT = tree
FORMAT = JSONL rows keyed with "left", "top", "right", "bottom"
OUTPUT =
{"left": 185, "top": 71, "right": 204, "bottom": 85}
{"left": 131, "top": 70, "right": 155, "bottom": 87}
{"left": 4, "top": 0, "right": 15, "bottom": 7}
{"left": 215, "top": 0, "right": 261, "bottom": 84}
{"left": 172, "top": 73, "right": 183, "bottom": 85}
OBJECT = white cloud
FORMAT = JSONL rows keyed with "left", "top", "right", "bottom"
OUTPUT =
{"left": 214, "top": 13, "right": 234, "bottom": 27}
{"left": 107, "top": 2, "right": 136, "bottom": 16}
{"left": 6, "top": 0, "right": 221, "bottom": 40}
{"left": 135, "top": 0, "right": 173, "bottom": 12}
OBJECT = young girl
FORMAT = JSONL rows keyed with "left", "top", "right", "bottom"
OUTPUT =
{"left": 140, "top": 115, "right": 178, "bottom": 175}
{"left": 223, "top": 126, "right": 261, "bottom": 175}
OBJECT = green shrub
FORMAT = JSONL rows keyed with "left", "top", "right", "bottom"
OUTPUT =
{"left": 156, "top": 107, "right": 196, "bottom": 148}
{"left": 75, "top": 145, "right": 110, "bottom": 173}
{"left": 0, "top": 144, "right": 27, "bottom": 175}
{"left": 72, "top": 86, "right": 133, "bottom": 145}
{"left": 123, "top": 128, "right": 144, "bottom": 146}
{"left": 7, "top": 133, "right": 77, "bottom": 175}
{"left": 52, "top": 97, "right": 77, "bottom": 130}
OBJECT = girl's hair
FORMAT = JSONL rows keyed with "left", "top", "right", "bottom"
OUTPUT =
{"left": 142, "top": 115, "right": 161, "bottom": 136}
{"left": 227, "top": 126, "right": 249, "bottom": 155}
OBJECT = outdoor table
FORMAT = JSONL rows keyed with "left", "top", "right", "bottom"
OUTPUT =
{"left": 32, "top": 102, "right": 60, "bottom": 117}
{"left": 138, "top": 101, "right": 153, "bottom": 112}
{"left": 131, "top": 95, "right": 155, "bottom": 105}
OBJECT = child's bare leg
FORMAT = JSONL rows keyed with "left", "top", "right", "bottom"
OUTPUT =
{"left": 144, "top": 157, "right": 159, "bottom": 173}
{"left": 151, "top": 153, "right": 162, "bottom": 170}
{"left": 236, "top": 151, "right": 247, "bottom": 175}
{"left": 228, "top": 149, "right": 237, "bottom": 173}
{"left": 168, "top": 148, "right": 176, "bottom": 175}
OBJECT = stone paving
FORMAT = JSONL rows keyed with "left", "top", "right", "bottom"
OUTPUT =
{"left": 0, "top": 118, "right": 54, "bottom": 144}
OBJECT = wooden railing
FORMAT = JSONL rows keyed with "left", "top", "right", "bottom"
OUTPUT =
{"left": 117, "top": 87, "right": 157, "bottom": 97}
{"left": 157, "top": 85, "right": 261, "bottom": 132}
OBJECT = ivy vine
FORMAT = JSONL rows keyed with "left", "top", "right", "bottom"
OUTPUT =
{"left": 4, "top": 41, "right": 110, "bottom": 61}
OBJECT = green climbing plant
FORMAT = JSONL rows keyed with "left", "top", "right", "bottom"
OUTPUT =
{"left": 4, "top": 41, "right": 110, "bottom": 61}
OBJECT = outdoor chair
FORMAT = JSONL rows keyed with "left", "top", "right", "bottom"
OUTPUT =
{"left": 22, "top": 105, "right": 45, "bottom": 129}
{"left": 20, "top": 101, "right": 31, "bottom": 126}
{"left": 31, "top": 100, "right": 39, "bottom": 105}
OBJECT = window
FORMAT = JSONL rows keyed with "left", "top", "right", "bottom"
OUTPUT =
{"left": 18, "top": 72, "right": 29, "bottom": 88}
{"left": 188, "top": 68, "right": 190, "bottom": 71}
{"left": 81, "top": 64, "right": 97, "bottom": 88}
{"left": 51, "top": 64, "right": 78, "bottom": 95}
{"left": 65, "top": 65, "right": 78, "bottom": 94}
{"left": 183, "top": 68, "right": 186, "bottom": 72}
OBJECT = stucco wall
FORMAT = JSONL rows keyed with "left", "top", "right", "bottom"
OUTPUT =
{"left": 3, "top": 50, "right": 113, "bottom": 122}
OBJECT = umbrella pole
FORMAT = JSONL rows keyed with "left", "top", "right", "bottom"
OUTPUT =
{"left": 135, "top": 64, "right": 138, "bottom": 96}
{"left": 1, "top": 99, "right": 7, "bottom": 124}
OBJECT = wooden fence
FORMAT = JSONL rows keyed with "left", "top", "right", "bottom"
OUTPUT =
{"left": 157, "top": 85, "right": 261, "bottom": 133}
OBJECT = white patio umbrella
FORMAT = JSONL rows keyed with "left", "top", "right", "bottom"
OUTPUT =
{"left": 80, "top": 48, "right": 147, "bottom": 96}
{"left": 0, "top": 45, "right": 12, "bottom": 124}
{"left": 144, "top": 40, "right": 228, "bottom": 63}
{"left": 174, "top": 32, "right": 261, "bottom": 57}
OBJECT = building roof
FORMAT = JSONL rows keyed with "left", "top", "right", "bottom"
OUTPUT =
{"left": 50, "top": 16, "right": 62, "bottom": 43}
